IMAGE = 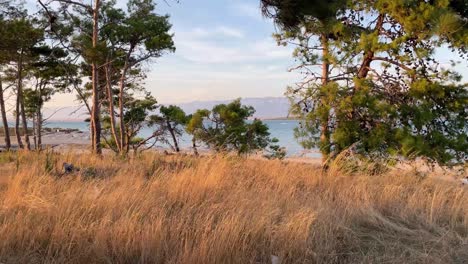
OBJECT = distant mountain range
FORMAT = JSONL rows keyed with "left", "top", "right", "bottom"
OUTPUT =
{"left": 43, "top": 97, "right": 292, "bottom": 121}
{"left": 177, "top": 97, "right": 291, "bottom": 119}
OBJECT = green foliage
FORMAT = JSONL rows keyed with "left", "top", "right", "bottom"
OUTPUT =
{"left": 159, "top": 105, "right": 189, "bottom": 126}
{"left": 102, "top": 93, "right": 160, "bottom": 152}
{"left": 23, "top": 45, "right": 74, "bottom": 119}
{"left": 263, "top": 138, "right": 287, "bottom": 160}
{"left": 261, "top": 0, "right": 347, "bottom": 29}
{"left": 186, "top": 99, "right": 282, "bottom": 156}
{"left": 275, "top": 0, "right": 468, "bottom": 165}
{"left": 150, "top": 105, "right": 188, "bottom": 152}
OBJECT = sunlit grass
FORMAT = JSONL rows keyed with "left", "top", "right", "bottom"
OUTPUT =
{"left": 0, "top": 151, "right": 466, "bottom": 263}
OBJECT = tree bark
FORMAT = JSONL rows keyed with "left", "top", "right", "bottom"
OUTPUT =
{"left": 105, "top": 64, "right": 121, "bottom": 152}
{"left": 37, "top": 106, "right": 42, "bottom": 150}
{"left": 166, "top": 120, "right": 180, "bottom": 152}
{"left": 320, "top": 33, "right": 331, "bottom": 164}
{"left": 14, "top": 89, "right": 23, "bottom": 148}
{"left": 356, "top": 14, "right": 385, "bottom": 81}
{"left": 91, "top": 0, "right": 102, "bottom": 154}
{"left": 347, "top": 14, "right": 385, "bottom": 142}
{"left": 37, "top": 84, "right": 43, "bottom": 150}
{"left": 32, "top": 116, "right": 37, "bottom": 150}
{"left": 0, "top": 77, "right": 11, "bottom": 150}
{"left": 192, "top": 137, "right": 198, "bottom": 156}
{"left": 17, "top": 52, "right": 31, "bottom": 150}
{"left": 118, "top": 61, "right": 129, "bottom": 154}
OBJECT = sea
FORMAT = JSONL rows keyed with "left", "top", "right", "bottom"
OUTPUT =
{"left": 42, "top": 120, "right": 320, "bottom": 157}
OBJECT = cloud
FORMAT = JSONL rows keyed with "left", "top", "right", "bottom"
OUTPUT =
{"left": 216, "top": 26, "right": 245, "bottom": 38}
{"left": 231, "top": 2, "right": 263, "bottom": 21}
{"left": 173, "top": 31, "right": 293, "bottom": 64}
{"left": 182, "top": 26, "right": 244, "bottom": 39}
{"left": 175, "top": 39, "right": 292, "bottom": 63}
{"left": 171, "top": 24, "right": 291, "bottom": 64}
{"left": 190, "top": 27, "right": 211, "bottom": 38}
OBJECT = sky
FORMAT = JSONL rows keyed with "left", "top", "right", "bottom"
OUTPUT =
{"left": 35, "top": 0, "right": 301, "bottom": 107}
{"left": 24, "top": 0, "right": 468, "bottom": 108}
{"left": 143, "top": 0, "right": 301, "bottom": 104}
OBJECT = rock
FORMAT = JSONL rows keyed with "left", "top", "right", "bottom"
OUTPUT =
{"left": 271, "top": 255, "right": 281, "bottom": 264}
{"left": 461, "top": 177, "right": 468, "bottom": 185}
{"left": 63, "top": 162, "right": 74, "bottom": 174}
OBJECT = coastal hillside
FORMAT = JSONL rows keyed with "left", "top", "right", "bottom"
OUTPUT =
{"left": 177, "top": 97, "right": 291, "bottom": 119}
{"left": 41, "top": 97, "right": 291, "bottom": 121}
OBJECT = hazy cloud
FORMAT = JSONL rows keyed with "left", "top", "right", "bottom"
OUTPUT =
{"left": 174, "top": 30, "right": 292, "bottom": 64}
{"left": 231, "top": 2, "right": 263, "bottom": 21}
{"left": 216, "top": 26, "right": 245, "bottom": 38}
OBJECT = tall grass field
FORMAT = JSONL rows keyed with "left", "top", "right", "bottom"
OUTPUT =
{"left": 0, "top": 151, "right": 466, "bottom": 263}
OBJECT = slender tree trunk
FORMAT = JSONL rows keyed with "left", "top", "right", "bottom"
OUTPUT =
{"left": 126, "top": 131, "right": 130, "bottom": 153}
{"left": 90, "top": 120, "right": 94, "bottom": 150}
{"left": 32, "top": 116, "right": 37, "bottom": 150}
{"left": 192, "top": 137, "right": 198, "bottom": 156}
{"left": 105, "top": 64, "right": 121, "bottom": 152}
{"left": 91, "top": 0, "right": 102, "bottom": 154}
{"left": 166, "top": 120, "right": 180, "bottom": 152}
{"left": 37, "top": 107, "right": 42, "bottom": 150}
{"left": 0, "top": 77, "right": 11, "bottom": 150}
{"left": 118, "top": 63, "right": 128, "bottom": 154}
{"left": 17, "top": 53, "right": 31, "bottom": 150}
{"left": 14, "top": 91, "right": 23, "bottom": 148}
{"left": 320, "top": 33, "right": 331, "bottom": 164}
{"left": 91, "top": 78, "right": 101, "bottom": 154}
{"left": 37, "top": 84, "right": 43, "bottom": 150}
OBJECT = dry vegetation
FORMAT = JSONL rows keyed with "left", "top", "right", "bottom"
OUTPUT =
{"left": 0, "top": 151, "right": 466, "bottom": 264}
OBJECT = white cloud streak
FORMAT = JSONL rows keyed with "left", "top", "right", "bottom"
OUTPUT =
{"left": 231, "top": 2, "right": 263, "bottom": 21}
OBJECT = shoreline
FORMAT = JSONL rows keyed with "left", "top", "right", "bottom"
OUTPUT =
{"left": 0, "top": 130, "right": 322, "bottom": 162}
{"left": 1, "top": 132, "right": 465, "bottom": 185}
{"left": 0, "top": 133, "right": 466, "bottom": 185}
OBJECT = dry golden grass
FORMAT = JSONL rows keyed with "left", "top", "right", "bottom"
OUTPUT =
{"left": 0, "top": 151, "right": 466, "bottom": 264}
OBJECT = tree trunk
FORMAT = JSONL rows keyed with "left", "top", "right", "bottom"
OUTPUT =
{"left": 167, "top": 120, "right": 180, "bottom": 152}
{"left": 118, "top": 62, "right": 129, "bottom": 154}
{"left": 192, "top": 137, "right": 198, "bottom": 156}
{"left": 126, "top": 132, "right": 131, "bottom": 153}
{"left": 37, "top": 107, "right": 42, "bottom": 150}
{"left": 320, "top": 33, "right": 331, "bottom": 164}
{"left": 17, "top": 53, "right": 31, "bottom": 150}
{"left": 105, "top": 64, "right": 121, "bottom": 152}
{"left": 37, "top": 84, "right": 43, "bottom": 150}
{"left": 91, "top": 0, "right": 102, "bottom": 154}
{"left": 32, "top": 115, "right": 37, "bottom": 150}
{"left": 14, "top": 90, "right": 23, "bottom": 148}
{"left": 0, "top": 77, "right": 11, "bottom": 150}
{"left": 356, "top": 14, "right": 384, "bottom": 81}
{"left": 346, "top": 14, "right": 384, "bottom": 143}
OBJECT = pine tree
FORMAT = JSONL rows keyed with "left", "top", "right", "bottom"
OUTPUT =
{"left": 261, "top": 0, "right": 349, "bottom": 163}
{"left": 264, "top": 0, "right": 468, "bottom": 165}
{"left": 186, "top": 99, "right": 279, "bottom": 156}
{"left": 100, "top": 0, "right": 175, "bottom": 155}
{"left": 0, "top": 12, "right": 44, "bottom": 150}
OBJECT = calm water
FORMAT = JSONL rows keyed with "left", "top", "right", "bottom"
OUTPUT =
{"left": 43, "top": 120, "right": 319, "bottom": 157}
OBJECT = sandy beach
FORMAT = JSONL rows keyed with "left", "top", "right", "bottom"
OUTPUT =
{"left": 0, "top": 130, "right": 90, "bottom": 148}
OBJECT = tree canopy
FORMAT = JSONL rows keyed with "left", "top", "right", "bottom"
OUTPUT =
{"left": 265, "top": 0, "right": 468, "bottom": 165}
